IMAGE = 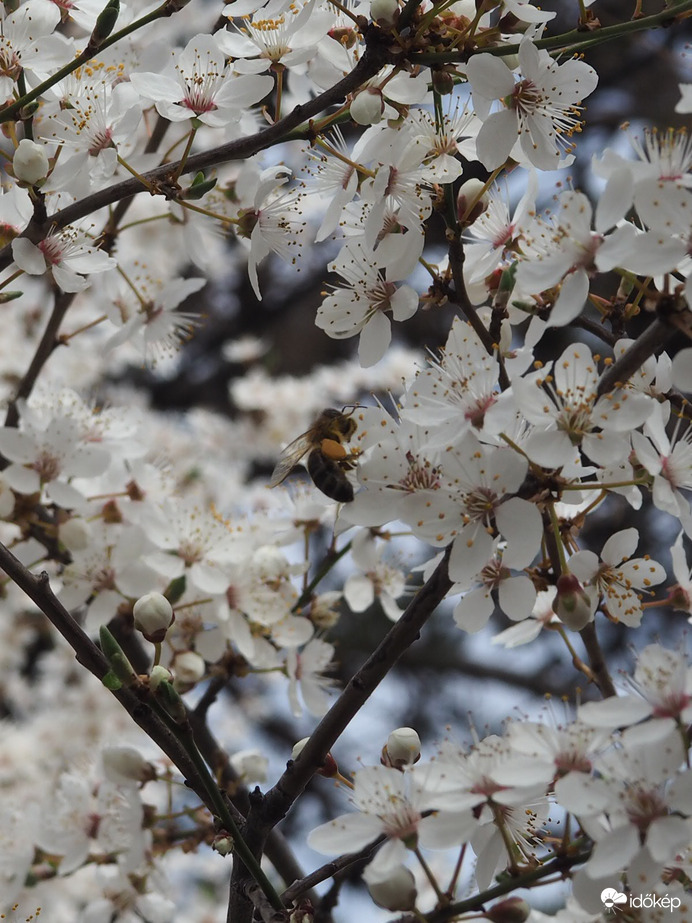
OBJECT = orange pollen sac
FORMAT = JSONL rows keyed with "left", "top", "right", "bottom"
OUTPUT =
{"left": 320, "top": 437, "right": 348, "bottom": 460}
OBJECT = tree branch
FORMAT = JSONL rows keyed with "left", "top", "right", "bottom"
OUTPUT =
{"left": 219, "top": 550, "right": 453, "bottom": 923}
{"left": 0, "top": 39, "right": 389, "bottom": 273}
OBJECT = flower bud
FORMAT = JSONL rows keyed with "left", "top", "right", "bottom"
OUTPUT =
{"left": 328, "top": 26, "right": 357, "bottom": 48}
{"left": 432, "top": 68, "right": 455, "bottom": 95}
{"left": 381, "top": 727, "right": 421, "bottom": 769}
{"left": 230, "top": 748, "right": 269, "bottom": 784}
{"left": 553, "top": 573, "right": 594, "bottom": 631}
{"left": 102, "top": 745, "right": 157, "bottom": 785}
{"left": 289, "top": 899, "right": 314, "bottom": 923}
{"left": 150, "top": 664, "right": 172, "bottom": 691}
{"left": 485, "top": 898, "right": 531, "bottom": 923}
{"left": 457, "top": 178, "right": 488, "bottom": 225}
{"left": 13, "top": 139, "right": 49, "bottom": 185}
{"left": 370, "top": 0, "right": 398, "bottom": 24}
{"left": 173, "top": 650, "right": 205, "bottom": 687}
{"left": 291, "top": 738, "right": 338, "bottom": 777}
{"left": 350, "top": 88, "right": 384, "bottom": 125}
{"left": 212, "top": 833, "right": 235, "bottom": 856}
{"left": 133, "top": 592, "right": 174, "bottom": 643}
{"left": 58, "top": 517, "right": 91, "bottom": 552}
{"left": 364, "top": 865, "right": 417, "bottom": 910}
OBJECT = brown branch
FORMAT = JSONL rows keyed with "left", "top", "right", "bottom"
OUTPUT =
{"left": 596, "top": 317, "right": 677, "bottom": 397}
{"left": 0, "top": 39, "right": 389, "bottom": 273}
{"left": 447, "top": 235, "right": 510, "bottom": 391}
{"left": 108, "top": 613, "right": 316, "bottom": 904}
{"left": 579, "top": 622, "right": 616, "bottom": 698}
{"left": 221, "top": 550, "right": 452, "bottom": 923}
{"left": 281, "top": 836, "right": 385, "bottom": 903}
{"left": 0, "top": 541, "right": 220, "bottom": 810}
{"left": 3, "top": 289, "right": 75, "bottom": 433}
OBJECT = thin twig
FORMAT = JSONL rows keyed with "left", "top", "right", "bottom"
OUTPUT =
{"left": 223, "top": 550, "right": 451, "bottom": 923}
{"left": 596, "top": 317, "right": 677, "bottom": 397}
{"left": 0, "top": 40, "right": 389, "bottom": 273}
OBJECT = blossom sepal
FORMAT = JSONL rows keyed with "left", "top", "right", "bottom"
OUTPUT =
{"left": 99, "top": 625, "right": 138, "bottom": 688}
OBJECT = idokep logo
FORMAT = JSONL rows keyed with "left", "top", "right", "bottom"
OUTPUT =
{"left": 601, "top": 889, "right": 627, "bottom": 909}
{"left": 600, "top": 888, "right": 683, "bottom": 913}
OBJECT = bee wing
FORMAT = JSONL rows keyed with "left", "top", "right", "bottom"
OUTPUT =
{"left": 269, "top": 433, "right": 313, "bottom": 487}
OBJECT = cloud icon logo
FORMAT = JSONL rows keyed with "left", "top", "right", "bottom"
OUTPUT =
{"left": 601, "top": 889, "right": 628, "bottom": 909}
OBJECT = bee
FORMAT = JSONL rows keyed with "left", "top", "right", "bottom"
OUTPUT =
{"left": 269, "top": 408, "right": 360, "bottom": 502}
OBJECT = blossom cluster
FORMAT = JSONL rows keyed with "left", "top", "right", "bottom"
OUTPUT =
{"left": 308, "top": 644, "right": 692, "bottom": 918}
{"left": 0, "top": 0, "right": 689, "bottom": 919}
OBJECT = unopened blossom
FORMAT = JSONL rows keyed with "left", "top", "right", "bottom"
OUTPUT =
{"left": 13, "top": 139, "right": 49, "bottom": 185}
{"left": 364, "top": 863, "right": 417, "bottom": 910}
{"left": 382, "top": 727, "right": 421, "bottom": 769}
{"left": 173, "top": 650, "right": 206, "bottom": 686}
{"left": 11, "top": 225, "right": 116, "bottom": 293}
{"left": 466, "top": 40, "right": 597, "bottom": 171}
{"left": 133, "top": 591, "right": 174, "bottom": 642}
{"left": 568, "top": 528, "right": 665, "bottom": 627}
{"left": 102, "top": 746, "right": 157, "bottom": 787}
{"left": 130, "top": 33, "right": 274, "bottom": 127}
{"left": 316, "top": 240, "right": 419, "bottom": 367}
{"left": 229, "top": 748, "right": 268, "bottom": 784}
{"left": 308, "top": 763, "right": 476, "bottom": 881}
{"left": 513, "top": 342, "right": 652, "bottom": 468}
